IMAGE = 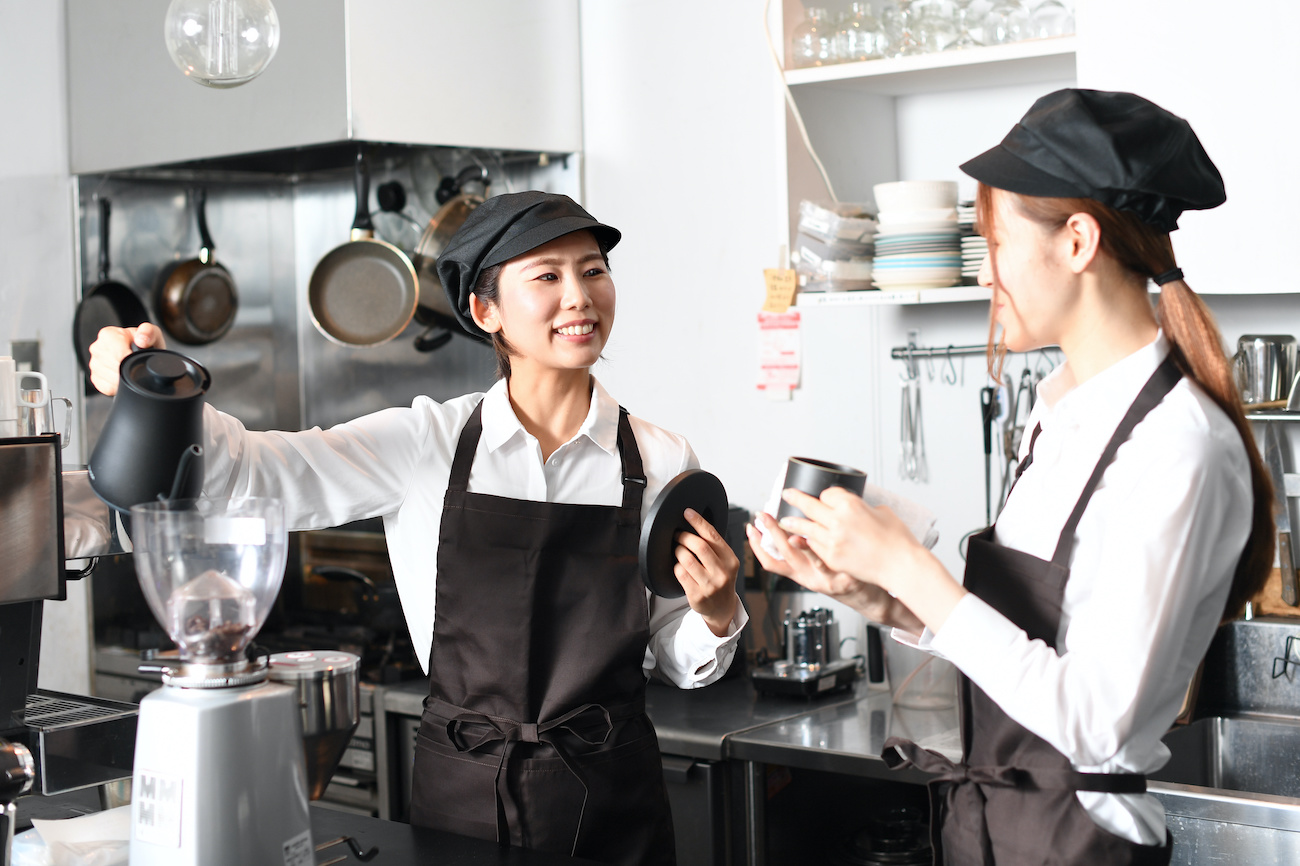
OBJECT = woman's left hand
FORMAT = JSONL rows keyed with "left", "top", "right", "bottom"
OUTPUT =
{"left": 777, "top": 487, "right": 967, "bottom": 633}
{"left": 675, "top": 508, "right": 740, "bottom": 637}
{"left": 777, "top": 487, "right": 923, "bottom": 596}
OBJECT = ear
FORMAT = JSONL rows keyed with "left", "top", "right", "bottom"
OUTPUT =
{"left": 469, "top": 293, "right": 502, "bottom": 334}
{"left": 1063, "top": 211, "right": 1102, "bottom": 275}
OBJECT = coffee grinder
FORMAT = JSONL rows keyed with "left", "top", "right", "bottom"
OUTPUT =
{"left": 127, "top": 496, "right": 314, "bottom": 866}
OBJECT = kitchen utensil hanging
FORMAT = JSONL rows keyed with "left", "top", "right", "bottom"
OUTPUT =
{"left": 898, "top": 350, "right": 926, "bottom": 483}
{"left": 308, "top": 151, "right": 419, "bottom": 348}
{"left": 73, "top": 198, "right": 151, "bottom": 394}
{"left": 154, "top": 188, "right": 240, "bottom": 345}
{"left": 410, "top": 166, "right": 490, "bottom": 348}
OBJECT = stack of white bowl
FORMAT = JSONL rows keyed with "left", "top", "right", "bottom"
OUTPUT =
{"left": 871, "top": 181, "right": 961, "bottom": 289}
{"left": 958, "top": 200, "right": 986, "bottom": 285}
{"left": 793, "top": 201, "right": 877, "bottom": 292}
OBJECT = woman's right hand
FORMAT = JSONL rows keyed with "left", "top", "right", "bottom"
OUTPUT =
{"left": 88, "top": 323, "right": 166, "bottom": 396}
{"left": 745, "top": 512, "right": 924, "bottom": 633}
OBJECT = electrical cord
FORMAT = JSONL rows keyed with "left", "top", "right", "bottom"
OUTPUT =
{"left": 763, "top": 0, "right": 839, "bottom": 203}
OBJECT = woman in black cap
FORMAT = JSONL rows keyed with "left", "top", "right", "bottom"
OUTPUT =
{"left": 88, "top": 191, "right": 745, "bottom": 865}
{"left": 749, "top": 89, "right": 1273, "bottom": 865}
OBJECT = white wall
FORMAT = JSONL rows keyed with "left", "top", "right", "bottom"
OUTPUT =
{"left": 581, "top": 0, "right": 1300, "bottom": 588}
{"left": 0, "top": 0, "right": 93, "bottom": 693}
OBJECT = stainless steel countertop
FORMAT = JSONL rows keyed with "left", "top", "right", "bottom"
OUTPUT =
{"left": 727, "top": 689, "right": 960, "bottom": 784}
{"left": 644, "top": 676, "right": 865, "bottom": 761}
{"left": 378, "top": 674, "right": 875, "bottom": 762}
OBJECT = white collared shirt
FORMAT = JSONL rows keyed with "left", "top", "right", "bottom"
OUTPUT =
{"left": 924, "top": 333, "right": 1253, "bottom": 843}
{"left": 201, "top": 376, "right": 746, "bottom": 688}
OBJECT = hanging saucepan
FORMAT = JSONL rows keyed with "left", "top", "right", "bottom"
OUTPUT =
{"left": 308, "top": 152, "right": 419, "bottom": 347}
{"left": 409, "top": 166, "right": 490, "bottom": 351}
{"left": 154, "top": 188, "right": 239, "bottom": 345}
{"left": 73, "top": 198, "right": 151, "bottom": 394}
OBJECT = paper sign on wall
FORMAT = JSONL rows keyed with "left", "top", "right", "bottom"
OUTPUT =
{"left": 761, "top": 268, "right": 798, "bottom": 313}
{"left": 757, "top": 311, "right": 801, "bottom": 395}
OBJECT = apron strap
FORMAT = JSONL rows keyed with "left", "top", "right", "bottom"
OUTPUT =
{"left": 430, "top": 697, "right": 645, "bottom": 856}
{"left": 616, "top": 407, "right": 646, "bottom": 511}
{"left": 446, "top": 400, "right": 485, "bottom": 494}
{"left": 1049, "top": 354, "right": 1183, "bottom": 569}
{"left": 446, "top": 399, "right": 648, "bottom": 511}
{"left": 882, "top": 737, "right": 1148, "bottom": 864}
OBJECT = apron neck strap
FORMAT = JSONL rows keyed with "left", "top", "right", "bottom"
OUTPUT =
{"left": 446, "top": 399, "right": 647, "bottom": 511}
{"left": 616, "top": 407, "right": 646, "bottom": 511}
{"left": 1049, "top": 353, "right": 1183, "bottom": 568}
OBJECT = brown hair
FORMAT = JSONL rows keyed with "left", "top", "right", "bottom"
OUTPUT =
{"left": 976, "top": 183, "right": 1274, "bottom": 621}
{"left": 471, "top": 231, "right": 613, "bottom": 380}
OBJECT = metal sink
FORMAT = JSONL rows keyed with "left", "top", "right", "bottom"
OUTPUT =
{"left": 1148, "top": 715, "right": 1300, "bottom": 865}
{"left": 1152, "top": 714, "right": 1300, "bottom": 796}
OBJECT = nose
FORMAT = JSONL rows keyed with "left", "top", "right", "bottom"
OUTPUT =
{"left": 560, "top": 268, "right": 592, "bottom": 309}
{"left": 977, "top": 253, "right": 993, "bottom": 288}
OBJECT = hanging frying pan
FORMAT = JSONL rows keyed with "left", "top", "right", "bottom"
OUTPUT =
{"left": 410, "top": 170, "right": 488, "bottom": 350}
{"left": 308, "top": 152, "right": 419, "bottom": 347}
{"left": 73, "top": 198, "right": 150, "bottom": 394}
{"left": 154, "top": 188, "right": 239, "bottom": 345}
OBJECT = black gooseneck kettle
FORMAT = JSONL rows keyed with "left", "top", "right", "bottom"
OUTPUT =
{"left": 88, "top": 349, "right": 210, "bottom": 512}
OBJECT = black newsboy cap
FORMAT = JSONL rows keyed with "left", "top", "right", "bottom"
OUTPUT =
{"left": 960, "top": 89, "right": 1225, "bottom": 233}
{"left": 435, "top": 191, "right": 621, "bottom": 340}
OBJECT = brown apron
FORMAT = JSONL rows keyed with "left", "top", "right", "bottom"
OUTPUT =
{"left": 885, "top": 355, "right": 1182, "bottom": 865}
{"left": 408, "top": 400, "right": 676, "bottom": 866}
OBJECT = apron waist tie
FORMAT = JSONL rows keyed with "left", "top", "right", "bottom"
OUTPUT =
{"left": 882, "top": 736, "right": 1148, "bottom": 865}
{"left": 430, "top": 697, "right": 644, "bottom": 855}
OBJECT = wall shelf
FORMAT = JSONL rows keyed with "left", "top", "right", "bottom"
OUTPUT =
{"left": 796, "top": 287, "right": 991, "bottom": 307}
{"left": 783, "top": 37, "right": 1076, "bottom": 96}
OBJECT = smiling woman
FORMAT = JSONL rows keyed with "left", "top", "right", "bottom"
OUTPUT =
{"left": 87, "top": 190, "right": 747, "bottom": 866}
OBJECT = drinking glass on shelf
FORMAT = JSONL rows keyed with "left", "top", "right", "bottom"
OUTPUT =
{"left": 877, "top": 2, "right": 902, "bottom": 57}
{"left": 891, "top": 0, "right": 926, "bottom": 57}
{"left": 946, "top": 0, "right": 985, "bottom": 50}
{"left": 915, "top": 0, "right": 958, "bottom": 52}
{"left": 836, "top": 2, "right": 884, "bottom": 62}
{"left": 791, "top": 6, "right": 836, "bottom": 68}
{"left": 1027, "top": 0, "right": 1074, "bottom": 38}
{"left": 984, "top": 0, "right": 1029, "bottom": 44}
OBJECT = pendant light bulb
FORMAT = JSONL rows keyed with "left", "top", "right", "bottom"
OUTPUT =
{"left": 164, "top": 0, "right": 280, "bottom": 89}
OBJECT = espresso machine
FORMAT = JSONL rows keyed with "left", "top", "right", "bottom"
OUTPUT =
{"left": 750, "top": 607, "right": 862, "bottom": 697}
{"left": 126, "top": 496, "right": 316, "bottom": 866}
{"left": 0, "top": 435, "right": 138, "bottom": 864}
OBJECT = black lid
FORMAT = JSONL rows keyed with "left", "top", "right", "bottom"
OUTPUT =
{"left": 960, "top": 88, "right": 1225, "bottom": 232}
{"left": 120, "top": 349, "right": 211, "bottom": 400}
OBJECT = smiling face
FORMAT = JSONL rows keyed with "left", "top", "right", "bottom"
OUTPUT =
{"left": 471, "top": 230, "right": 614, "bottom": 376}
{"left": 977, "top": 187, "right": 1079, "bottom": 353}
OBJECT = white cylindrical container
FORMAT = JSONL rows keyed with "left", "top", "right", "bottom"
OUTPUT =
{"left": 0, "top": 358, "right": 18, "bottom": 437}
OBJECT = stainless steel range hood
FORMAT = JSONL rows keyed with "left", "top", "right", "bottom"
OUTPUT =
{"left": 66, "top": 0, "right": 582, "bottom": 174}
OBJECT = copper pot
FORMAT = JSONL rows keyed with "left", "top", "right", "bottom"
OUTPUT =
{"left": 154, "top": 189, "right": 239, "bottom": 345}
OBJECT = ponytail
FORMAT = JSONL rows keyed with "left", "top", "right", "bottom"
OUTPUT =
{"left": 977, "top": 184, "right": 1274, "bottom": 620}
{"left": 1157, "top": 278, "right": 1275, "bottom": 620}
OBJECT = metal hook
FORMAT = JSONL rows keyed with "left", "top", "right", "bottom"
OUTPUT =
{"left": 1035, "top": 348, "right": 1056, "bottom": 377}
{"left": 1272, "top": 635, "right": 1300, "bottom": 679}
{"left": 943, "top": 346, "right": 958, "bottom": 385}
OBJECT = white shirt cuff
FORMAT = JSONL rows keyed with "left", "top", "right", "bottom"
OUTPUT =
{"left": 672, "top": 601, "right": 749, "bottom": 686}
{"left": 929, "top": 591, "right": 1028, "bottom": 684}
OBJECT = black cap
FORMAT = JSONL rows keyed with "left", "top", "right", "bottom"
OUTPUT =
{"left": 960, "top": 89, "right": 1225, "bottom": 233}
{"left": 435, "top": 192, "right": 622, "bottom": 340}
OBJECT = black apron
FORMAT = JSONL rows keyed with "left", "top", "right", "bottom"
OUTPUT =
{"left": 884, "top": 355, "right": 1182, "bottom": 865}
{"left": 409, "top": 401, "right": 676, "bottom": 866}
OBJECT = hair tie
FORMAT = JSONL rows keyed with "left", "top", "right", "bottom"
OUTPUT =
{"left": 1153, "top": 268, "right": 1184, "bottom": 286}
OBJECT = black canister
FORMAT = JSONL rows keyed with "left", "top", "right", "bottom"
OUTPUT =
{"left": 88, "top": 349, "right": 210, "bottom": 512}
{"left": 775, "top": 456, "right": 867, "bottom": 521}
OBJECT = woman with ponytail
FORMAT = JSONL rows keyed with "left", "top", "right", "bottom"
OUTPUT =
{"left": 748, "top": 89, "right": 1271, "bottom": 865}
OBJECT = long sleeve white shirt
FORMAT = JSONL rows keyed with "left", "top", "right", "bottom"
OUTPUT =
{"left": 200, "top": 376, "right": 747, "bottom": 688}
{"left": 921, "top": 333, "right": 1252, "bottom": 844}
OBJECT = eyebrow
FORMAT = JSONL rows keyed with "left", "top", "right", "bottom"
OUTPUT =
{"left": 524, "top": 253, "right": 605, "bottom": 268}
